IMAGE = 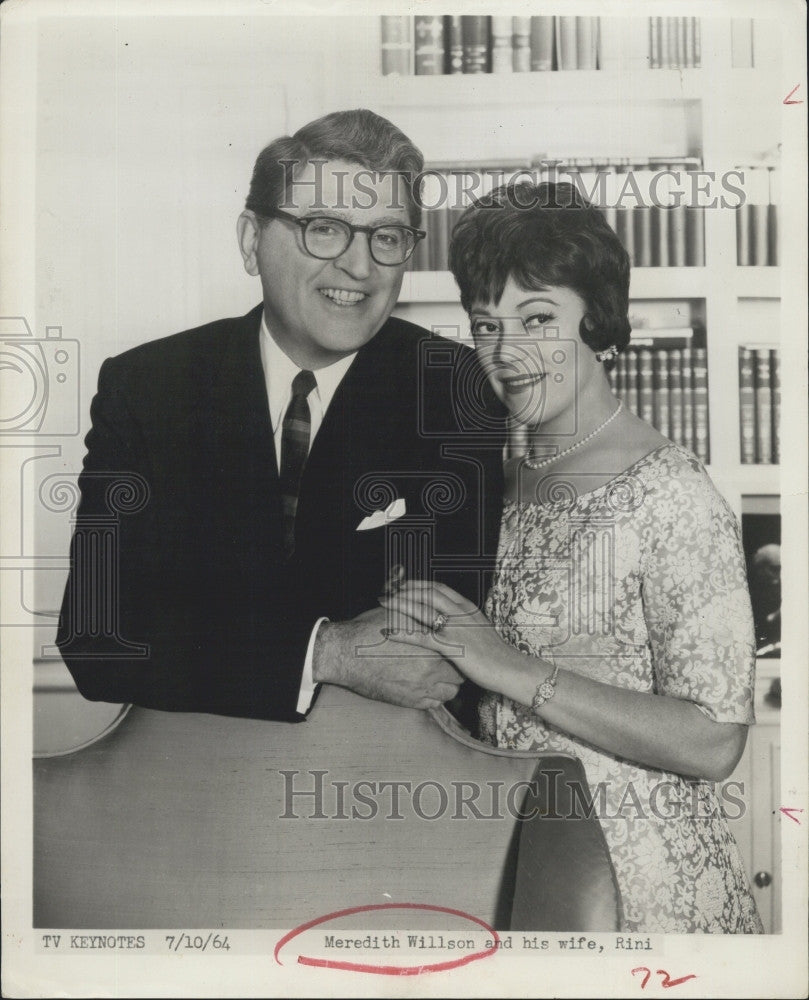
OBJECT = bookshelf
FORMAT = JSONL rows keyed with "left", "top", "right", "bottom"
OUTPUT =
{"left": 325, "top": 14, "right": 782, "bottom": 502}
{"left": 326, "top": 15, "right": 784, "bottom": 929}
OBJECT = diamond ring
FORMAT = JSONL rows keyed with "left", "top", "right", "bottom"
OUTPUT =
{"left": 432, "top": 612, "right": 449, "bottom": 633}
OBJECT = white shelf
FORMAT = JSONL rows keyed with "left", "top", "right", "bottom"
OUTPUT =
{"left": 372, "top": 69, "right": 704, "bottom": 108}
{"left": 710, "top": 464, "right": 780, "bottom": 494}
{"left": 400, "top": 268, "right": 709, "bottom": 303}
{"left": 735, "top": 267, "right": 780, "bottom": 299}
{"left": 629, "top": 267, "right": 708, "bottom": 299}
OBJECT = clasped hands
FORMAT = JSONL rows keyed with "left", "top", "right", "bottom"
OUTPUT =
{"left": 312, "top": 571, "right": 506, "bottom": 711}
{"left": 378, "top": 578, "right": 506, "bottom": 695}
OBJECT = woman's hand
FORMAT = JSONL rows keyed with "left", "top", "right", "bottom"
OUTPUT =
{"left": 378, "top": 580, "right": 531, "bottom": 692}
{"left": 379, "top": 583, "right": 748, "bottom": 782}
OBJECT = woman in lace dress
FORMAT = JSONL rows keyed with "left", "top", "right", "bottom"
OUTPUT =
{"left": 381, "top": 181, "right": 763, "bottom": 933}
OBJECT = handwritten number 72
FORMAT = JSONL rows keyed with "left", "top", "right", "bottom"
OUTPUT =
{"left": 632, "top": 967, "right": 697, "bottom": 989}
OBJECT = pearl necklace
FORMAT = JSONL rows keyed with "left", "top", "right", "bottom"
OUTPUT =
{"left": 524, "top": 401, "right": 624, "bottom": 470}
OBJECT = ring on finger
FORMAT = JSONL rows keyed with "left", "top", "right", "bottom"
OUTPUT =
{"left": 432, "top": 612, "right": 449, "bottom": 634}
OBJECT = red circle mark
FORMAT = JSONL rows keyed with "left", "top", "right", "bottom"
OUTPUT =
{"left": 274, "top": 902, "right": 500, "bottom": 976}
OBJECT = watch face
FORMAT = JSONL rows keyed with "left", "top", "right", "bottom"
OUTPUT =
{"left": 538, "top": 681, "right": 555, "bottom": 701}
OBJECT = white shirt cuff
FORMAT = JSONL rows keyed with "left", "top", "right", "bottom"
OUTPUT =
{"left": 296, "top": 617, "right": 329, "bottom": 715}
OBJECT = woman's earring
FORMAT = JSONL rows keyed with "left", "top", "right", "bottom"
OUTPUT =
{"left": 595, "top": 345, "right": 619, "bottom": 363}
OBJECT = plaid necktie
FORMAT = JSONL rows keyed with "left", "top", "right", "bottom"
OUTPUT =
{"left": 280, "top": 369, "right": 317, "bottom": 558}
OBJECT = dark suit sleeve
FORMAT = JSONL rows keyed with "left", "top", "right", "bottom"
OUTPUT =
{"left": 57, "top": 358, "right": 313, "bottom": 722}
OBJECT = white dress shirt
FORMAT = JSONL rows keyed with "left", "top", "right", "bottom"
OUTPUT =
{"left": 259, "top": 315, "right": 357, "bottom": 714}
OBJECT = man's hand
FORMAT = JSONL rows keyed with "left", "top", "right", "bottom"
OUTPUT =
{"left": 312, "top": 607, "right": 463, "bottom": 710}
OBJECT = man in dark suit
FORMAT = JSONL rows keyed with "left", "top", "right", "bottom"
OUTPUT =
{"left": 57, "top": 109, "right": 504, "bottom": 723}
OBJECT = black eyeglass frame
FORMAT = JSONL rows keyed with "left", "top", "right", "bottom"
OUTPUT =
{"left": 264, "top": 207, "right": 426, "bottom": 266}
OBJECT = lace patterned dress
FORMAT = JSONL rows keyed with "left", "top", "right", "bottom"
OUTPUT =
{"left": 479, "top": 443, "right": 763, "bottom": 933}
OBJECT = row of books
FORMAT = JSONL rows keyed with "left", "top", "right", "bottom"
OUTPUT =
{"left": 648, "top": 17, "right": 701, "bottom": 69}
{"left": 380, "top": 16, "right": 701, "bottom": 75}
{"left": 607, "top": 344, "right": 710, "bottom": 463}
{"left": 736, "top": 167, "right": 779, "bottom": 266}
{"left": 410, "top": 160, "right": 706, "bottom": 272}
{"left": 739, "top": 347, "right": 780, "bottom": 464}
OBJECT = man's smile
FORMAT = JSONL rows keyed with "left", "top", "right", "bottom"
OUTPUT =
{"left": 318, "top": 287, "right": 369, "bottom": 307}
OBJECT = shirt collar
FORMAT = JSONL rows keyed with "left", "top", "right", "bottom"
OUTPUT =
{"left": 260, "top": 314, "right": 357, "bottom": 433}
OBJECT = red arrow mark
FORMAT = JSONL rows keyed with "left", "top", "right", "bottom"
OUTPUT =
{"left": 783, "top": 84, "right": 803, "bottom": 105}
{"left": 780, "top": 807, "right": 804, "bottom": 824}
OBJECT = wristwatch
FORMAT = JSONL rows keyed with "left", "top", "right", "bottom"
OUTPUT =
{"left": 531, "top": 663, "right": 560, "bottom": 714}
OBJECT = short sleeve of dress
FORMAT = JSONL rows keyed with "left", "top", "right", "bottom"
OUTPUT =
{"left": 640, "top": 453, "right": 756, "bottom": 724}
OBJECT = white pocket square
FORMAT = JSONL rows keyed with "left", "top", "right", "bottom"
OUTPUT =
{"left": 356, "top": 498, "right": 406, "bottom": 531}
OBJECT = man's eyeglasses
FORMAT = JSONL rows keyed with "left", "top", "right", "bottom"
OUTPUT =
{"left": 265, "top": 208, "right": 426, "bottom": 266}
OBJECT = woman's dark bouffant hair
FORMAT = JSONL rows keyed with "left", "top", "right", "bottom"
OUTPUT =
{"left": 449, "top": 181, "right": 631, "bottom": 364}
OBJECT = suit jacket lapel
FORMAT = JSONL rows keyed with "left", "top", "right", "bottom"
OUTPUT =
{"left": 205, "top": 304, "right": 283, "bottom": 544}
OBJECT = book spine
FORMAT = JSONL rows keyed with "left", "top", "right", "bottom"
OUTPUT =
{"left": 576, "top": 17, "right": 598, "bottom": 71}
{"left": 670, "top": 204, "right": 687, "bottom": 266}
{"left": 380, "top": 16, "right": 413, "bottom": 76}
{"left": 462, "top": 16, "right": 490, "bottom": 74}
{"left": 609, "top": 353, "right": 620, "bottom": 395}
{"left": 692, "top": 347, "right": 710, "bottom": 464}
{"left": 556, "top": 16, "right": 578, "bottom": 70}
{"left": 446, "top": 16, "right": 463, "bottom": 74}
{"left": 412, "top": 217, "right": 430, "bottom": 271}
{"left": 431, "top": 190, "right": 450, "bottom": 271}
{"left": 626, "top": 350, "right": 640, "bottom": 416}
{"left": 738, "top": 346, "right": 756, "bottom": 464}
{"left": 768, "top": 167, "right": 779, "bottom": 265}
{"left": 669, "top": 349, "right": 683, "bottom": 445}
{"left": 634, "top": 168, "right": 654, "bottom": 267}
{"left": 512, "top": 17, "right": 531, "bottom": 72}
{"left": 693, "top": 18, "right": 701, "bottom": 68}
{"left": 667, "top": 166, "right": 687, "bottom": 266}
{"left": 682, "top": 347, "right": 696, "bottom": 451}
{"left": 736, "top": 168, "right": 751, "bottom": 266}
{"left": 600, "top": 161, "right": 619, "bottom": 235}
{"left": 748, "top": 166, "right": 771, "bottom": 265}
{"left": 684, "top": 16, "right": 695, "bottom": 67}
{"left": 617, "top": 162, "right": 636, "bottom": 265}
{"left": 653, "top": 350, "right": 671, "bottom": 438}
{"left": 654, "top": 171, "right": 671, "bottom": 267}
{"left": 771, "top": 348, "right": 780, "bottom": 463}
{"left": 636, "top": 206, "right": 653, "bottom": 267}
{"left": 660, "top": 17, "right": 672, "bottom": 69}
{"left": 676, "top": 16, "right": 687, "bottom": 69}
{"left": 596, "top": 18, "right": 622, "bottom": 71}
{"left": 638, "top": 349, "right": 655, "bottom": 425}
{"left": 448, "top": 201, "right": 467, "bottom": 257}
{"left": 414, "top": 16, "right": 445, "bottom": 75}
{"left": 754, "top": 348, "right": 772, "bottom": 463}
{"left": 530, "top": 16, "right": 555, "bottom": 71}
{"left": 686, "top": 204, "right": 705, "bottom": 265}
{"left": 418, "top": 171, "right": 443, "bottom": 271}
{"left": 650, "top": 17, "right": 661, "bottom": 69}
{"left": 680, "top": 347, "right": 694, "bottom": 452}
{"left": 491, "top": 16, "right": 513, "bottom": 74}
